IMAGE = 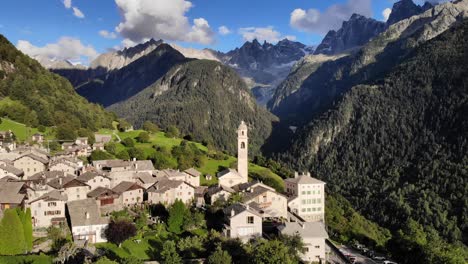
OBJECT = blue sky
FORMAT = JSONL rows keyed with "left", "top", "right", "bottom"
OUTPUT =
{"left": 0, "top": 0, "right": 435, "bottom": 64}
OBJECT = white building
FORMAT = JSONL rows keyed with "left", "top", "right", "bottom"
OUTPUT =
{"left": 13, "top": 154, "right": 48, "bottom": 178}
{"left": 112, "top": 181, "right": 144, "bottom": 206}
{"left": 278, "top": 221, "right": 328, "bottom": 263}
{"left": 147, "top": 179, "right": 194, "bottom": 206}
{"left": 237, "top": 182, "right": 288, "bottom": 220}
{"left": 77, "top": 171, "right": 111, "bottom": 190}
{"left": 67, "top": 198, "right": 109, "bottom": 244}
{"left": 29, "top": 190, "right": 67, "bottom": 228}
{"left": 223, "top": 203, "right": 262, "bottom": 242}
{"left": 285, "top": 172, "right": 325, "bottom": 222}
{"left": 218, "top": 121, "right": 249, "bottom": 187}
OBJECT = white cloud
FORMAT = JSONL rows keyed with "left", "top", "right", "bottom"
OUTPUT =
{"left": 99, "top": 30, "right": 117, "bottom": 39}
{"left": 290, "top": 0, "right": 372, "bottom": 34}
{"left": 63, "top": 0, "right": 72, "bottom": 9}
{"left": 114, "top": 0, "right": 215, "bottom": 45}
{"left": 72, "top": 7, "right": 85, "bottom": 18}
{"left": 218, "top": 26, "right": 231, "bottom": 35}
{"left": 382, "top": 8, "right": 392, "bottom": 22}
{"left": 238, "top": 26, "right": 294, "bottom": 43}
{"left": 17, "top": 37, "right": 98, "bottom": 63}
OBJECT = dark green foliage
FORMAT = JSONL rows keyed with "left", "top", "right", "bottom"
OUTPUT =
{"left": 0, "top": 209, "right": 26, "bottom": 255}
{"left": 109, "top": 59, "right": 277, "bottom": 155}
{"left": 136, "top": 131, "right": 150, "bottom": 143}
{"left": 278, "top": 20, "right": 468, "bottom": 259}
{"left": 167, "top": 200, "right": 190, "bottom": 234}
{"left": 161, "top": 241, "right": 182, "bottom": 264}
{"left": 0, "top": 254, "right": 52, "bottom": 264}
{"left": 250, "top": 239, "right": 294, "bottom": 264}
{"left": 127, "top": 147, "right": 146, "bottom": 160}
{"left": 37, "top": 125, "right": 46, "bottom": 133}
{"left": 171, "top": 141, "right": 206, "bottom": 170}
{"left": 104, "top": 220, "right": 137, "bottom": 246}
{"left": 56, "top": 123, "right": 77, "bottom": 140}
{"left": 47, "top": 226, "right": 68, "bottom": 253}
{"left": 105, "top": 142, "right": 117, "bottom": 155}
{"left": 117, "top": 119, "right": 132, "bottom": 132}
{"left": 116, "top": 150, "right": 130, "bottom": 160}
{"left": 77, "top": 128, "right": 95, "bottom": 144}
{"left": 89, "top": 150, "right": 115, "bottom": 161}
{"left": 207, "top": 245, "right": 232, "bottom": 264}
{"left": 165, "top": 126, "right": 180, "bottom": 138}
{"left": 150, "top": 151, "right": 177, "bottom": 170}
{"left": 142, "top": 121, "right": 159, "bottom": 133}
{"left": 21, "top": 208, "right": 33, "bottom": 251}
{"left": 122, "top": 137, "right": 135, "bottom": 147}
{"left": 0, "top": 35, "right": 114, "bottom": 130}
{"left": 95, "top": 256, "right": 119, "bottom": 264}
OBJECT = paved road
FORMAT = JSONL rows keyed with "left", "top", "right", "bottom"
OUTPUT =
{"left": 339, "top": 245, "right": 378, "bottom": 264}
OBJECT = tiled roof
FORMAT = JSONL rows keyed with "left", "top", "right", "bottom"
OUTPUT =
{"left": 284, "top": 175, "right": 326, "bottom": 185}
{"left": 78, "top": 171, "right": 109, "bottom": 182}
{"left": 0, "top": 182, "right": 25, "bottom": 204}
{"left": 217, "top": 168, "right": 241, "bottom": 178}
{"left": 278, "top": 221, "right": 328, "bottom": 238}
{"left": 30, "top": 190, "right": 67, "bottom": 204}
{"left": 87, "top": 187, "right": 119, "bottom": 198}
{"left": 184, "top": 168, "right": 201, "bottom": 177}
{"left": 0, "top": 164, "right": 24, "bottom": 176}
{"left": 112, "top": 181, "right": 143, "bottom": 194}
{"left": 15, "top": 153, "right": 49, "bottom": 164}
{"left": 223, "top": 203, "right": 262, "bottom": 218}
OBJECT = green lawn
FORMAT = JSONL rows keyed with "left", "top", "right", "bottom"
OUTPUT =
{"left": 0, "top": 118, "right": 54, "bottom": 142}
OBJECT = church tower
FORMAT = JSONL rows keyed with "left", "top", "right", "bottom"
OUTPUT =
{"left": 237, "top": 121, "right": 248, "bottom": 183}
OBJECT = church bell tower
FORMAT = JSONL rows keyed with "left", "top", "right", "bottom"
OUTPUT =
{"left": 237, "top": 121, "right": 248, "bottom": 183}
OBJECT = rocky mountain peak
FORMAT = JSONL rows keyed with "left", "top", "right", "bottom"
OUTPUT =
{"left": 386, "top": 0, "right": 433, "bottom": 26}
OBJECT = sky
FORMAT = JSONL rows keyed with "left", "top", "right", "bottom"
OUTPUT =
{"left": 0, "top": 0, "right": 445, "bottom": 65}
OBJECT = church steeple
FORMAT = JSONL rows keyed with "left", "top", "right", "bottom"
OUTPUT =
{"left": 237, "top": 121, "right": 248, "bottom": 183}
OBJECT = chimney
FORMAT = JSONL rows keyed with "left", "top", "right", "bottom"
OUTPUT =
{"left": 294, "top": 172, "right": 298, "bottom": 178}
{"left": 59, "top": 178, "right": 62, "bottom": 185}
{"left": 231, "top": 209, "right": 235, "bottom": 217}
{"left": 85, "top": 212, "right": 90, "bottom": 219}
{"left": 133, "top": 158, "right": 136, "bottom": 162}
{"left": 306, "top": 172, "right": 311, "bottom": 177}
{"left": 245, "top": 204, "right": 249, "bottom": 210}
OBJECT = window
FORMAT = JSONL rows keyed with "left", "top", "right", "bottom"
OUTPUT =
{"left": 241, "top": 142, "right": 246, "bottom": 149}
{"left": 48, "top": 202, "right": 57, "bottom": 207}
{"left": 237, "top": 227, "right": 254, "bottom": 236}
{"left": 315, "top": 245, "right": 320, "bottom": 249}
{"left": 93, "top": 179, "right": 96, "bottom": 183}
{"left": 303, "top": 247, "right": 309, "bottom": 252}
{"left": 307, "top": 208, "right": 311, "bottom": 212}
{"left": 301, "top": 208, "right": 306, "bottom": 212}
{"left": 301, "top": 191, "right": 306, "bottom": 195}
{"left": 307, "top": 191, "right": 311, "bottom": 195}
{"left": 247, "top": 216, "right": 254, "bottom": 224}
{"left": 77, "top": 195, "right": 80, "bottom": 199}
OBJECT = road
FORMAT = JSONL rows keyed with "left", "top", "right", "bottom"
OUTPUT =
{"left": 339, "top": 245, "right": 378, "bottom": 264}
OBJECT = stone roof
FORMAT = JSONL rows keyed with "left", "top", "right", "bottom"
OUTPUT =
{"left": 223, "top": 203, "right": 262, "bottom": 218}
{"left": 147, "top": 179, "right": 188, "bottom": 193}
{"left": 15, "top": 153, "right": 49, "bottom": 164}
{"left": 30, "top": 190, "right": 67, "bottom": 204}
{"left": 0, "top": 176, "right": 19, "bottom": 182}
{"left": 217, "top": 168, "right": 241, "bottom": 178}
{"left": 0, "top": 164, "right": 24, "bottom": 176}
{"left": 87, "top": 187, "right": 119, "bottom": 198}
{"left": 284, "top": 175, "right": 326, "bottom": 185}
{"left": 94, "top": 134, "right": 112, "bottom": 143}
{"left": 0, "top": 182, "right": 26, "bottom": 204}
{"left": 112, "top": 181, "right": 143, "bottom": 194}
{"left": 136, "top": 172, "right": 158, "bottom": 184}
{"left": 29, "top": 171, "right": 70, "bottom": 182}
{"left": 184, "top": 168, "right": 201, "bottom": 178}
{"left": 155, "top": 169, "right": 186, "bottom": 178}
{"left": 207, "top": 184, "right": 235, "bottom": 196}
{"left": 67, "top": 198, "right": 109, "bottom": 227}
{"left": 48, "top": 176, "right": 87, "bottom": 190}
{"left": 78, "top": 171, "right": 109, "bottom": 182}
{"left": 94, "top": 160, "right": 154, "bottom": 171}
{"left": 49, "top": 158, "right": 80, "bottom": 168}
{"left": 278, "top": 221, "right": 328, "bottom": 238}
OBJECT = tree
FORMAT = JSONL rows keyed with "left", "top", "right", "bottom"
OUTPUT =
{"left": 105, "top": 142, "right": 117, "bottom": 155}
{"left": 161, "top": 241, "right": 182, "bottom": 264}
{"left": 150, "top": 151, "right": 176, "bottom": 170}
{"left": 128, "top": 147, "right": 146, "bottom": 160}
{"left": 118, "top": 119, "right": 132, "bottom": 132}
{"left": 90, "top": 150, "right": 114, "bottom": 161}
{"left": 21, "top": 208, "right": 33, "bottom": 251}
{"left": 56, "top": 124, "right": 77, "bottom": 140}
{"left": 250, "top": 239, "right": 294, "bottom": 264}
{"left": 166, "top": 126, "right": 180, "bottom": 138}
{"left": 94, "top": 257, "right": 118, "bottom": 264}
{"left": 104, "top": 220, "right": 137, "bottom": 247}
{"left": 143, "top": 121, "right": 159, "bottom": 133}
{"left": 167, "top": 199, "right": 189, "bottom": 234}
{"left": 122, "top": 137, "right": 135, "bottom": 147}
{"left": 207, "top": 245, "right": 232, "bottom": 264}
{"left": 0, "top": 209, "right": 26, "bottom": 255}
{"left": 77, "top": 128, "right": 96, "bottom": 145}
{"left": 136, "top": 131, "right": 150, "bottom": 143}
{"left": 116, "top": 150, "right": 131, "bottom": 160}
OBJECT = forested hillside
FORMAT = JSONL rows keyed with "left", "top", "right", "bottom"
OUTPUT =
{"left": 279, "top": 19, "right": 468, "bottom": 262}
{"left": 0, "top": 35, "right": 113, "bottom": 131}
{"left": 109, "top": 60, "right": 277, "bottom": 155}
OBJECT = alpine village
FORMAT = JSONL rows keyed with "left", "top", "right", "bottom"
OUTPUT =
{"left": 0, "top": 0, "right": 466, "bottom": 263}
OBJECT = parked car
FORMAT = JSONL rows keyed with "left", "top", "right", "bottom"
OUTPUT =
{"left": 373, "top": 255, "right": 386, "bottom": 261}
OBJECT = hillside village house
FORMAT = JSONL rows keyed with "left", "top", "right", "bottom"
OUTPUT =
{"left": 31, "top": 133, "right": 44, "bottom": 143}
{"left": 87, "top": 187, "right": 122, "bottom": 214}
{"left": 147, "top": 179, "right": 195, "bottom": 205}
{"left": 75, "top": 137, "right": 88, "bottom": 146}
{"left": 13, "top": 153, "right": 49, "bottom": 178}
{"left": 67, "top": 198, "right": 109, "bottom": 244}
{"left": 223, "top": 203, "right": 262, "bottom": 242}
{"left": 112, "top": 181, "right": 144, "bottom": 206}
{"left": 29, "top": 190, "right": 67, "bottom": 228}
{"left": 48, "top": 158, "right": 82, "bottom": 175}
{"left": 135, "top": 172, "right": 158, "bottom": 189}
{"left": 183, "top": 168, "right": 201, "bottom": 187}
{"left": 237, "top": 182, "right": 288, "bottom": 220}
{"left": 47, "top": 176, "right": 91, "bottom": 202}
{"left": 94, "top": 134, "right": 112, "bottom": 144}
{"left": 93, "top": 160, "right": 155, "bottom": 187}
{"left": 154, "top": 168, "right": 201, "bottom": 187}
{"left": 285, "top": 172, "right": 326, "bottom": 222}
{"left": 206, "top": 184, "right": 235, "bottom": 204}
{"left": 0, "top": 130, "right": 16, "bottom": 151}
{"left": 92, "top": 143, "right": 105, "bottom": 151}
{"left": 0, "top": 163, "right": 24, "bottom": 179}
{"left": 77, "top": 171, "right": 111, "bottom": 190}
{"left": 279, "top": 221, "right": 329, "bottom": 263}
{"left": 0, "top": 181, "right": 27, "bottom": 210}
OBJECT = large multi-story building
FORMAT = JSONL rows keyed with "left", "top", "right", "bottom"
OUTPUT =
{"left": 285, "top": 172, "right": 326, "bottom": 222}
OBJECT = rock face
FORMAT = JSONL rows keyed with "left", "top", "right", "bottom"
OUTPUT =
{"left": 269, "top": 0, "right": 468, "bottom": 124}
{"left": 76, "top": 44, "right": 187, "bottom": 107}
{"left": 217, "top": 39, "right": 314, "bottom": 105}
{"left": 108, "top": 59, "right": 277, "bottom": 154}
{"left": 386, "top": 0, "right": 433, "bottom": 26}
{"left": 314, "top": 14, "right": 386, "bottom": 55}
{"left": 90, "top": 39, "right": 163, "bottom": 71}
